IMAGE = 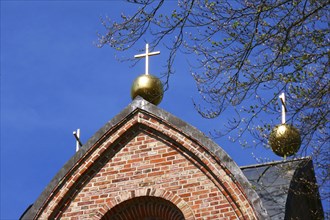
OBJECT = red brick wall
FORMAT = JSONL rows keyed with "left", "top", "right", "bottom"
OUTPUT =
{"left": 38, "top": 112, "right": 257, "bottom": 220}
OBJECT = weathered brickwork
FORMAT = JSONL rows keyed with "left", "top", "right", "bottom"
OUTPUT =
{"left": 36, "top": 111, "right": 258, "bottom": 220}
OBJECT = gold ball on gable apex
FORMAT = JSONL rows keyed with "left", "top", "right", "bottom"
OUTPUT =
{"left": 269, "top": 124, "right": 301, "bottom": 157}
{"left": 131, "top": 74, "right": 164, "bottom": 105}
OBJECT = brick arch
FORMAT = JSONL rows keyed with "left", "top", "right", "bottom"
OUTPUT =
{"left": 95, "top": 188, "right": 195, "bottom": 220}
{"left": 33, "top": 111, "right": 257, "bottom": 219}
{"left": 36, "top": 111, "right": 257, "bottom": 219}
{"left": 22, "top": 98, "right": 268, "bottom": 220}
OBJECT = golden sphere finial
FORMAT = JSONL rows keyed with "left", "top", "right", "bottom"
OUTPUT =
{"left": 131, "top": 74, "right": 163, "bottom": 105}
{"left": 132, "top": 44, "right": 163, "bottom": 105}
{"left": 269, "top": 124, "right": 301, "bottom": 157}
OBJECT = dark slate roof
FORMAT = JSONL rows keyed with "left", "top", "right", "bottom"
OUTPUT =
{"left": 20, "top": 97, "right": 269, "bottom": 219}
{"left": 241, "top": 157, "right": 324, "bottom": 220}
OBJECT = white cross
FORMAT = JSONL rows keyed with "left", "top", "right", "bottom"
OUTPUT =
{"left": 134, "top": 44, "right": 160, "bottom": 75}
{"left": 73, "top": 128, "right": 82, "bottom": 152}
{"left": 279, "top": 92, "right": 288, "bottom": 124}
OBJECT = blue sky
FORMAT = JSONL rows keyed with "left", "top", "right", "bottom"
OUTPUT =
{"left": 1, "top": 1, "right": 279, "bottom": 219}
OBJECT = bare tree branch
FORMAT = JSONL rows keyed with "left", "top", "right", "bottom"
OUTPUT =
{"left": 98, "top": 0, "right": 330, "bottom": 215}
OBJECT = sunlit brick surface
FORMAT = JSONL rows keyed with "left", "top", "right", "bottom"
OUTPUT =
{"left": 37, "top": 112, "right": 257, "bottom": 220}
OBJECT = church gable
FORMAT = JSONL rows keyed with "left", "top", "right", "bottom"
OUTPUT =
{"left": 22, "top": 97, "right": 268, "bottom": 220}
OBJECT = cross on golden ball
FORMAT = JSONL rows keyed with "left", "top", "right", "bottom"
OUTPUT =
{"left": 131, "top": 74, "right": 164, "bottom": 105}
{"left": 269, "top": 124, "right": 301, "bottom": 157}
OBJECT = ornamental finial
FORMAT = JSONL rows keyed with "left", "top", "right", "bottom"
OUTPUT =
{"left": 131, "top": 44, "right": 163, "bottom": 105}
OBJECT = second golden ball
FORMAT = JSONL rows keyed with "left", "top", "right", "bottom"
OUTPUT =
{"left": 269, "top": 124, "right": 301, "bottom": 157}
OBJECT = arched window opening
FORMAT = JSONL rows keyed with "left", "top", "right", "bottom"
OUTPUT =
{"left": 101, "top": 196, "right": 185, "bottom": 220}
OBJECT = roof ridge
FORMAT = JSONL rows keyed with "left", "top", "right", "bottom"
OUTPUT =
{"left": 240, "top": 156, "right": 312, "bottom": 170}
